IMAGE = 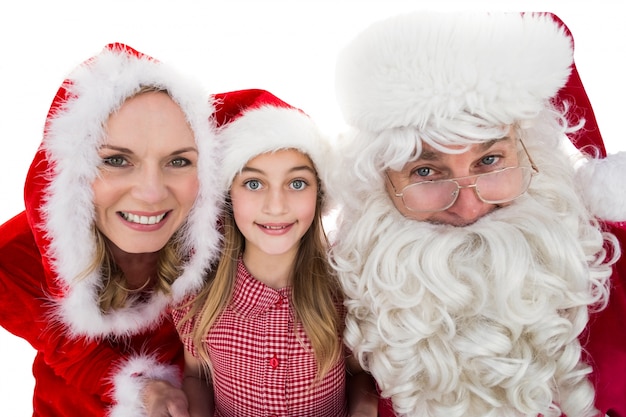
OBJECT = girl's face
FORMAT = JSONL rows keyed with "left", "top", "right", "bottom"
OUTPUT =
{"left": 92, "top": 91, "right": 199, "bottom": 254}
{"left": 230, "top": 149, "right": 318, "bottom": 260}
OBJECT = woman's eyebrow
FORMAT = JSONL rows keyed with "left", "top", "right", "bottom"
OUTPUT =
{"left": 99, "top": 144, "right": 133, "bottom": 153}
{"left": 98, "top": 145, "right": 198, "bottom": 156}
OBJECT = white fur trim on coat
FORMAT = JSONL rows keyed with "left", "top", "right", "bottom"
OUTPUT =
{"left": 108, "top": 354, "right": 181, "bottom": 417}
{"left": 335, "top": 11, "right": 573, "bottom": 132}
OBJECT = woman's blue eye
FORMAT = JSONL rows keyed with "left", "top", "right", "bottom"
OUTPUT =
{"left": 245, "top": 180, "right": 261, "bottom": 190}
{"left": 290, "top": 179, "right": 307, "bottom": 190}
{"left": 171, "top": 157, "right": 191, "bottom": 167}
{"left": 103, "top": 156, "right": 127, "bottom": 167}
{"left": 415, "top": 167, "right": 431, "bottom": 177}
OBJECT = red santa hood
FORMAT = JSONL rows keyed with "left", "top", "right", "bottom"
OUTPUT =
{"left": 23, "top": 43, "right": 222, "bottom": 338}
{"left": 551, "top": 15, "right": 626, "bottom": 222}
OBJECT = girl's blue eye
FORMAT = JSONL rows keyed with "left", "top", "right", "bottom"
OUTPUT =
{"left": 245, "top": 180, "right": 261, "bottom": 190}
{"left": 103, "top": 156, "right": 127, "bottom": 167}
{"left": 290, "top": 179, "right": 307, "bottom": 190}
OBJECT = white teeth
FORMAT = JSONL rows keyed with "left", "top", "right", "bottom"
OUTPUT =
{"left": 263, "top": 225, "right": 286, "bottom": 230}
{"left": 121, "top": 212, "right": 166, "bottom": 225}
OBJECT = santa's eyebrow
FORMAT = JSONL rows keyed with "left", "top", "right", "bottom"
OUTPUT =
{"left": 419, "top": 137, "right": 513, "bottom": 161}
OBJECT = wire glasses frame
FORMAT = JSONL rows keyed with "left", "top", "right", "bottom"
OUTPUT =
{"left": 386, "top": 140, "right": 539, "bottom": 213}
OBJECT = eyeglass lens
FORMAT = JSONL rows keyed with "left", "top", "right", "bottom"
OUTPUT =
{"left": 401, "top": 166, "right": 533, "bottom": 212}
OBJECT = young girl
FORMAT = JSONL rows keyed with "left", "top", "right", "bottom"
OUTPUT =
{"left": 172, "top": 89, "right": 377, "bottom": 417}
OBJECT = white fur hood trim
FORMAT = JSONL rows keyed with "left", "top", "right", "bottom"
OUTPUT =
{"left": 109, "top": 354, "right": 181, "bottom": 417}
{"left": 25, "top": 43, "right": 221, "bottom": 338}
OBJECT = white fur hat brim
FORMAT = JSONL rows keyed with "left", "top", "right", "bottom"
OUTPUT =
{"left": 336, "top": 11, "right": 573, "bottom": 132}
{"left": 219, "top": 104, "right": 332, "bottom": 205}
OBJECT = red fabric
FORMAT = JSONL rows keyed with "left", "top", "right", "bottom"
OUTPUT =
{"left": 28, "top": 328, "right": 184, "bottom": 416}
{"left": 213, "top": 88, "right": 302, "bottom": 127}
{"left": 582, "top": 222, "right": 626, "bottom": 417}
{"left": 0, "top": 212, "right": 47, "bottom": 344}
{"left": 0, "top": 212, "right": 185, "bottom": 416}
{"left": 378, "top": 397, "right": 395, "bottom": 417}
{"left": 556, "top": 64, "right": 607, "bottom": 158}
{"left": 549, "top": 13, "right": 607, "bottom": 158}
{"left": 0, "top": 42, "right": 196, "bottom": 416}
{"left": 172, "top": 259, "right": 348, "bottom": 417}
{"left": 552, "top": 11, "right": 626, "bottom": 415}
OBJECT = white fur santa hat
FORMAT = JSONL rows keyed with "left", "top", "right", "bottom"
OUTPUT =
{"left": 336, "top": 11, "right": 626, "bottom": 221}
{"left": 213, "top": 89, "right": 333, "bottom": 209}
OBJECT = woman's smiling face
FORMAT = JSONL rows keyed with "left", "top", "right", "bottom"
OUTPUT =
{"left": 92, "top": 91, "right": 199, "bottom": 254}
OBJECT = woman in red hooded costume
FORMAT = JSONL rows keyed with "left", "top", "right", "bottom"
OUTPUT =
{"left": 0, "top": 43, "right": 222, "bottom": 416}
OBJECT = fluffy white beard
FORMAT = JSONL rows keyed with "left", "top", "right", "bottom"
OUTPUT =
{"left": 332, "top": 180, "right": 610, "bottom": 417}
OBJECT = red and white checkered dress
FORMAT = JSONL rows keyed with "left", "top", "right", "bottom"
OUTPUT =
{"left": 172, "top": 259, "right": 348, "bottom": 417}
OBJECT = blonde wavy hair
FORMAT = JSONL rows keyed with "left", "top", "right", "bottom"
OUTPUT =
{"left": 89, "top": 227, "right": 184, "bottom": 312}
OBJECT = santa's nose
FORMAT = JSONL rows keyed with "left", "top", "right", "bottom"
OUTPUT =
{"left": 445, "top": 184, "right": 492, "bottom": 226}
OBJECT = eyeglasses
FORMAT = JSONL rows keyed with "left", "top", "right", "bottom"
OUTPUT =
{"left": 386, "top": 140, "right": 538, "bottom": 213}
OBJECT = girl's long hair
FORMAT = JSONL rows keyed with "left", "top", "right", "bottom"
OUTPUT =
{"left": 181, "top": 177, "right": 343, "bottom": 380}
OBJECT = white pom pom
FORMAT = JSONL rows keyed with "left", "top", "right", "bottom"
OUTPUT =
{"left": 576, "top": 151, "right": 626, "bottom": 221}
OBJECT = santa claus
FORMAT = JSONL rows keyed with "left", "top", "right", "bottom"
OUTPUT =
{"left": 330, "top": 11, "right": 626, "bottom": 417}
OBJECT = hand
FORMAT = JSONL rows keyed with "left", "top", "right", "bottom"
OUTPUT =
{"left": 143, "top": 379, "right": 190, "bottom": 417}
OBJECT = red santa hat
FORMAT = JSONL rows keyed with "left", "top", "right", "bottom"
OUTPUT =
{"left": 335, "top": 11, "right": 626, "bottom": 221}
{"left": 24, "top": 43, "right": 222, "bottom": 337}
{"left": 212, "top": 89, "right": 333, "bottom": 209}
{"left": 551, "top": 18, "right": 626, "bottom": 222}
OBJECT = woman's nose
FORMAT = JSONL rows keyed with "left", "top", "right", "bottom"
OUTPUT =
{"left": 131, "top": 166, "right": 168, "bottom": 203}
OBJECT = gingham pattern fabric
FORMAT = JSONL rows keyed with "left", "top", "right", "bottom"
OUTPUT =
{"left": 172, "top": 259, "right": 348, "bottom": 417}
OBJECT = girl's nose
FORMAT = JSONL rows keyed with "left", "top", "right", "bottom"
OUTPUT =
{"left": 263, "top": 188, "right": 288, "bottom": 215}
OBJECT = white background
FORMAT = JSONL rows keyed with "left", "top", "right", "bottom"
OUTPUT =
{"left": 1, "top": 1, "right": 624, "bottom": 415}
